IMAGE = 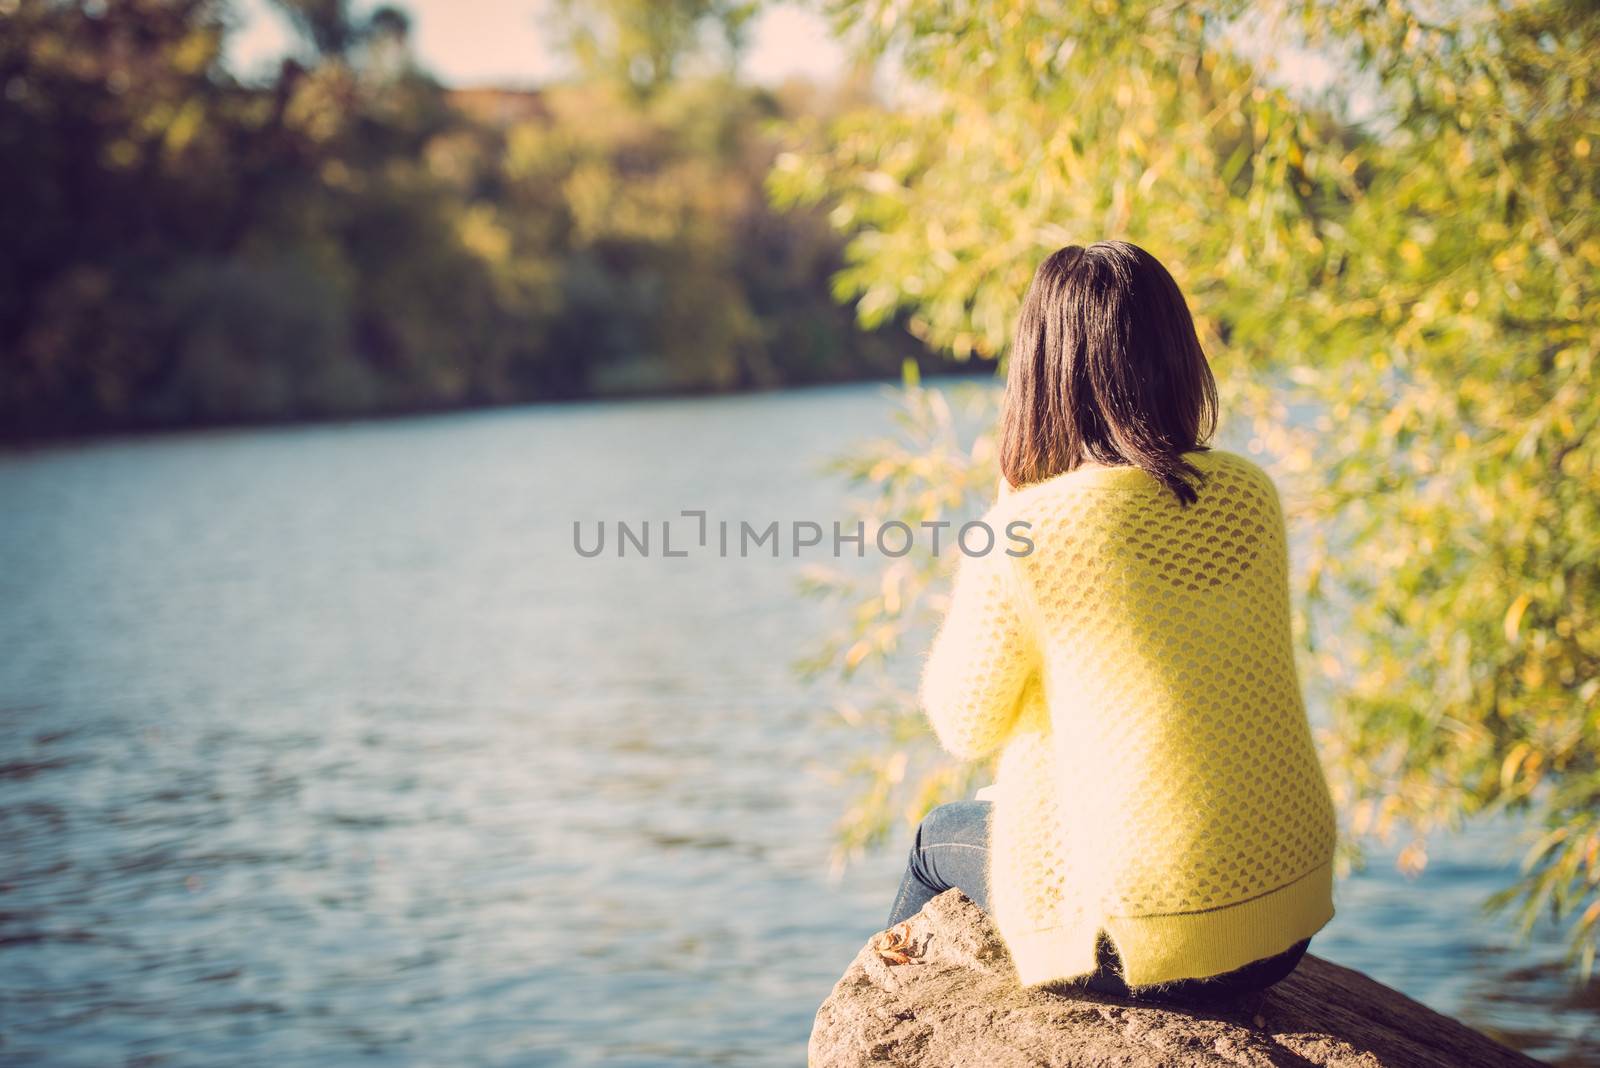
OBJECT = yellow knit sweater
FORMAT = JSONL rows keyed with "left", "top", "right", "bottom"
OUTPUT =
{"left": 920, "top": 448, "right": 1337, "bottom": 989}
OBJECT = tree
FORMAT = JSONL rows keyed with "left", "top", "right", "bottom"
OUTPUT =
{"left": 0, "top": 0, "right": 918, "bottom": 435}
{"left": 773, "top": 0, "right": 1600, "bottom": 975}
{"left": 549, "top": 0, "right": 759, "bottom": 98}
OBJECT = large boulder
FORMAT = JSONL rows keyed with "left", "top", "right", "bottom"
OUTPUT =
{"left": 810, "top": 890, "right": 1541, "bottom": 1067}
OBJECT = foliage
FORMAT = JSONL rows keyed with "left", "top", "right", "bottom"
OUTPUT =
{"left": 0, "top": 0, "right": 914, "bottom": 437}
{"left": 773, "top": 0, "right": 1600, "bottom": 975}
{"left": 795, "top": 377, "right": 1003, "bottom": 862}
{"left": 550, "top": 0, "right": 759, "bottom": 97}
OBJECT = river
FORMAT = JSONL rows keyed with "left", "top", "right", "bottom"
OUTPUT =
{"left": 0, "top": 383, "right": 1594, "bottom": 1065}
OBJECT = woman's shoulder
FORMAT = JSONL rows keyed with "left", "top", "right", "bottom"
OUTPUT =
{"left": 1197, "top": 446, "right": 1267, "bottom": 474}
{"left": 992, "top": 448, "right": 1283, "bottom": 519}
{"left": 999, "top": 447, "right": 1253, "bottom": 496}
{"left": 984, "top": 462, "right": 1155, "bottom": 536}
{"left": 1195, "top": 448, "right": 1283, "bottom": 504}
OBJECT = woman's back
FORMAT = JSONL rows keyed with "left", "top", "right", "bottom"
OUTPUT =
{"left": 924, "top": 448, "right": 1339, "bottom": 988}
{"left": 1007, "top": 450, "right": 1336, "bottom": 936}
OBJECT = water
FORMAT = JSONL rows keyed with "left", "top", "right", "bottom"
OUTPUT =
{"left": 0, "top": 384, "right": 1594, "bottom": 1066}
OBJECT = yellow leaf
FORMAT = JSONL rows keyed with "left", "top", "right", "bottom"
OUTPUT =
{"left": 1500, "top": 743, "right": 1530, "bottom": 793}
{"left": 1504, "top": 593, "right": 1532, "bottom": 643}
{"left": 1397, "top": 841, "right": 1428, "bottom": 877}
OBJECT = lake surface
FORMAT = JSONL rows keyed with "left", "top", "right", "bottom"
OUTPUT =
{"left": 1, "top": 384, "right": 1595, "bottom": 1066}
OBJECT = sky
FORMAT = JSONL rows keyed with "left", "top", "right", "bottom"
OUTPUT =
{"left": 227, "top": 0, "right": 849, "bottom": 87}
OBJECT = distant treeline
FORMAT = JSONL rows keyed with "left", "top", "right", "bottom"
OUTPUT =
{"left": 0, "top": 0, "right": 924, "bottom": 439}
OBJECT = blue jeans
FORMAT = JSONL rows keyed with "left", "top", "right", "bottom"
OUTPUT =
{"left": 887, "top": 800, "right": 1311, "bottom": 1003}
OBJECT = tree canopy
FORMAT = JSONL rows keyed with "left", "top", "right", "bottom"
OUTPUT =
{"left": 0, "top": 0, "right": 915, "bottom": 437}
{"left": 774, "top": 0, "right": 1600, "bottom": 975}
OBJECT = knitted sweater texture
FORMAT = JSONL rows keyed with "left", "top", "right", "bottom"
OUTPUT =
{"left": 920, "top": 448, "right": 1338, "bottom": 988}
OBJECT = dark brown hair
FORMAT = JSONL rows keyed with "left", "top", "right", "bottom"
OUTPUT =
{"left": 1000, "top": 241, "right": 1218, "bottom": 505}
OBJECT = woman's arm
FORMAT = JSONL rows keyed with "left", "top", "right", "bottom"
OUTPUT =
{"left": 919, "top": 536, "right": 1035, "bottom": 761}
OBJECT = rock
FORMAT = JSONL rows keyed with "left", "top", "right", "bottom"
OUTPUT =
{"left": 809, "top": 890, "right": 1542, "bottom": 1067}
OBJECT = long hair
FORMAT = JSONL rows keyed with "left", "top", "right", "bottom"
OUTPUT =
{"left": 999, "top": 241, "right": 1219, "bottom": 505}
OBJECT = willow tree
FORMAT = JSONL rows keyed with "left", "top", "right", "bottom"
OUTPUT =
{"left": 772, "top": 0, "right": 1600, "bottom": 973}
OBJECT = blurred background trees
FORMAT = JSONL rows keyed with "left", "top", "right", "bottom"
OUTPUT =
{"left": 0, "top": 0, "right": 917, "bottom": 437}
{"left": 775, "top": 0, "right": 1600, "bottom": 974}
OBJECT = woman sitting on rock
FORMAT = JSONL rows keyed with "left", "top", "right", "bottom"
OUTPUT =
{"left": 887, "top": 240, "right": 1339, "bottom": 1003}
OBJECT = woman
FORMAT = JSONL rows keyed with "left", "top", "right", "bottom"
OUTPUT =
{"left": 886, "top": 241, "right": 1338, "bottom": 1004}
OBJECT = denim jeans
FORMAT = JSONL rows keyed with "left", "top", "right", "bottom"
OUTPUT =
{"left": 887, "top": 800, "right": 1311, "bottom": 1004}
